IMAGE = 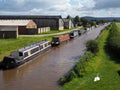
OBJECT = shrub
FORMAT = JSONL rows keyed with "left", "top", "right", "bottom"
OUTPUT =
{"left": 58, "top": 76, "right": 67, "bottom": 85}
{"left": 67, "top": 70, "right": 77, "bottom": 81}
{"left": 86, "top": 40, "right": 99, "bottom": 54}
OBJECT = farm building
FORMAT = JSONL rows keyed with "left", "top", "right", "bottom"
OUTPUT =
{"left": 0, "top": 20, "right": 38, "bottom": 38}
{"left": 0, "top": 15, "right": 64, "bottom": 30}
{"left": 63, "top": 19, "right": 74, "bottom": 29}
{"left": 0, "top": 26, "right": 18, "bottom": 38}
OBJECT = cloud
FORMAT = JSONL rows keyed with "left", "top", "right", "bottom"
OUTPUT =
{"left": 0, "top": 0, "right": 71, "bottom": 11}
{"left": 0, "top": 0, "right": 120, "bottom": 17}
{"left": 0, "top": 0, "right": 82, "bottom": 16}
{"left": 93, "top": 0, "right": 120, "bottom": 10}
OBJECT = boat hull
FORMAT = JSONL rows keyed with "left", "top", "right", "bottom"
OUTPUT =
{"left": 2, "top": 46, "right": 51, "bottom": 70}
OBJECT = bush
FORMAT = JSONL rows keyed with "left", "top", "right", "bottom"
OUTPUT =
{"left": 58, "top": 76, "right": 67, "bottom": 85}
{"left": 86, "top": 40, "right": 99, "bottom": 54}
{"left": 67, "top": 70, "right": 77, "bottom": 81}
{"left": 58, "top": 70, "right": 77, "bottom": 85}
{"left": 73, "top": 62, "right": 81, "bottom": 77}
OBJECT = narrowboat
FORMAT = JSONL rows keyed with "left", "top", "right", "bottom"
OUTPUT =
{"left": 52, "top": 34, "right": 70, "bottom": 46}
{"left": 69, "top": 30, "right": 79, "bottom": 38}
{"left": 1, "top": 40, "right": 51, "bottom": 69}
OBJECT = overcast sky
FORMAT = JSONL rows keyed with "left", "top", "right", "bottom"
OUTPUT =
{"left": 0, "top": 0, "right": 120, "bottom": 17}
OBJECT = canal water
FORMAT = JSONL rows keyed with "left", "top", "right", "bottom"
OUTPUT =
{"left": 0, "top": 24, "right": 109, "bottom": 90}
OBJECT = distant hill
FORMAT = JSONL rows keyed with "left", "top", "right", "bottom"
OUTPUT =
{"left": 82, "top": 16, "right": 120, "bottom": 21}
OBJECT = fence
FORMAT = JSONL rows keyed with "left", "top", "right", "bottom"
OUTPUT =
{"left": 38, "top": 27, "right": 50, "bottom": 33}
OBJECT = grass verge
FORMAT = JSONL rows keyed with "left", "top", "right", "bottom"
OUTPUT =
{"left": 60, "top": 27, "right": 120, "bottom": 90}
{"left": 38, "top": 27, "right": 83, "bottom": 35}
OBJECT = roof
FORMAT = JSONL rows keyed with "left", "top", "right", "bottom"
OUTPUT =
{"left": 19, "top": 40, "right": 49, "bottom": 52}
{"left": 63, "top": 19, "right": 69, "bottom": 21}
{"left": 0, "top": 15, "right": 62, "bottom": 19}
{"left": 0, "top": 20, "right": 32, "bottom": 26}
{"left": 63, "top": 18, "right": 72, "bottom": 22}
{"left": 0, "top": 26, "right": 18, "bottom": 31}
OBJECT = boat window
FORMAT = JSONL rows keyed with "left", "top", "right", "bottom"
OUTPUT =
{"left": 39, "top": 45, "right": 43, "bottom": 50}
{"left": 44, "top": 43, "right": 48, "bottom": 47}
{"left": 31, "top": 47, "right": 39, "bottom": 54}
{"left": 53, "top": 37, "right": 59, "bottom": 42}
{"left": 70, "top": 32, "right": 74, "bottom": 36}
{"left": 19, "top": 52, "right": 23, "bottom": 56}
{"left": 48, "top": 42, "right": 51, "bottom": 45}
{"left": 24, "top": 52, "right": 28, "bottom": 57}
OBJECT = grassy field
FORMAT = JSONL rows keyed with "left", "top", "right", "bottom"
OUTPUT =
{"left": 0, "top": 36, "right": 52, "bottom": 61}
{"left": 116, "top": 23, "right": 120, "bottom": 32}
{"left": 60, "top": 25, "right": 120, "bottom": 90}
{"left": 38, "top": 27, "right": 83, "bottom": 34}
{"left": 38, "top": 30, "right": 69, "bottom": 34}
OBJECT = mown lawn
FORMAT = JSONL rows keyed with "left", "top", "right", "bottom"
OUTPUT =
{"left": 0, "top": 36, "right": 52, "bottom": 61}
{"left": 38, "top": 27, "right": 83, "bottom": 35}
{"left": 60, "top": 28, "right": 120, "bottom": 90}
{"left": 38, "top": 30, "right": 68, "bottom": 34}
{"left": 116, "top": 23, "right": 120, "bottom": 32}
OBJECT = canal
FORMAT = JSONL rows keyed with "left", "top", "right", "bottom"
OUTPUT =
{"left": 0, "top": 24, "right": 109, "bottom": 90}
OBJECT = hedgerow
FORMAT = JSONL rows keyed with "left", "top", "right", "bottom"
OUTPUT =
{"left": 107, "top": 23, "right": 120, "bottom": 58}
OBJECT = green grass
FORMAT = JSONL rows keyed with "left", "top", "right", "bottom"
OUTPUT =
{"left": 38, "top": 27, "right": 83, "bottom": 35}
{"left": 116, "top": 23, "right": 120, "bottom": 32}
{"left": 60, "top": 27, "right": 120, "bottom": 90}
{"left": 0, "top": 36, "right": 52, "bottom": 61}
{"left": 38, "top": 30, "right": 67, "bottom": 34}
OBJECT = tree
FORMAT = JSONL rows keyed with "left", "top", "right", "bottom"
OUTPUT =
{"left": 67, "top": 15, "right": 72, "bottom": 20}
{"left": 80, "top": 18, "right": 89, "bottom": 27}
{"left": 74, "top": 15, "right": 80, "bottom": 26}
{"left": 89, "top": 21, "right": 96, "bottom": 27}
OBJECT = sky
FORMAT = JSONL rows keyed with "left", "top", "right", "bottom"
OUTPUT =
{"left": 0, "top": 0, "right": 120, "bottom": 17}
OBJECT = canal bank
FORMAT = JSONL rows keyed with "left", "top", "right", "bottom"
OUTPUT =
{"left": 60, "top": 23, "right": 120, "bottom": 90}
{"left": 0, "top": 24, "right": 109, "bottom": 90}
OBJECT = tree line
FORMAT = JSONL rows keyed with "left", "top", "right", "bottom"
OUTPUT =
{"left": 106, "top": 23, "right": 120, "bottom": 58}
{"left": 66, "top": 15, "right": 107, "bottom": 28}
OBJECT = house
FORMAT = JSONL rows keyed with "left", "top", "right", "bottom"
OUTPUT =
{"left": 0, "top": 20, "right": 37, "bottom": 38}
{"left": 0, "top": 15, "right": 64, "bottom": 30}
{"left": 63, "top": 19, "right": 74, "bottom": 29}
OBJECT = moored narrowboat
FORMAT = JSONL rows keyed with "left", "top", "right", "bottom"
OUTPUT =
{"left": 52, "top": 34, "right": 70, "bottom": 46}
{"left": 1, "top": 40, "right": 51, "bottom": 69}
{"left": 69, "top": 30, "right": 79, "bottom": 38}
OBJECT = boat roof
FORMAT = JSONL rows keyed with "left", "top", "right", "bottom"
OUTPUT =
{"left": 19, "top": 40, "right": 49, "bottom": 52}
